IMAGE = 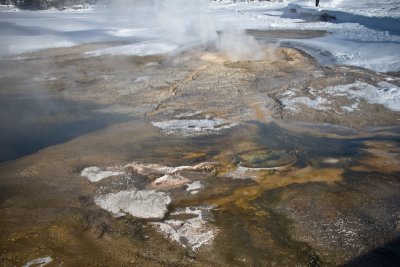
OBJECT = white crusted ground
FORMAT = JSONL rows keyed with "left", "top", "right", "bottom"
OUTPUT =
{"left": 85, "top": 41, "right": 178, "bottom": 57}
{"left": 149, "top": 174, "right": 190, "bottom": 189}
{"left": 82, "top": 162, "right": 216, "bottom": 220}
{"left": 81, "top": 166, "right": 124, "bottom": 182}
{"left": 151, "top": 119, "right": 236, "bottom": 136}
{"left": 281, "top": 81, "right": 400, "bottom": 113}
{"left": 126, "top": 162, "right": 215, "bottom": 177}
{"left": 81, "top": 162, "right": 217, "bottom": 247}
{"left": 95, "top": 190, "right": 171, "bottom": 219}
{"left": 126, "top": 162, "right": 215, "bottom": 189}
{"left": 186, "top": 181, "right": 203, "bottom": 194}
{"left": 281, "top": 95, "right": 331, "bottom": 113}
{"left": 22, "top": 256, "right": 53, "bottom": 267}
{"left": 151, "top": 206, "right": 217, "bottom": 251}
{"left": 82, "top": 162, "right": 215, "bottom": 189}
{"left": 228, "top": 165, "right": 288, "bottom": 180}
{"left": 324, "top": 81, "right": 400, "bottom": 112}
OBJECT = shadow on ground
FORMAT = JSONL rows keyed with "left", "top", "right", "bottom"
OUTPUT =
{"left": 344, "top": 237, "right": 400, "bottom": 267}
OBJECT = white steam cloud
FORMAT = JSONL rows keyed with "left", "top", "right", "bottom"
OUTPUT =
{"left": 155, "top": 0, "right": 218, "bottom": 46}
{"left": 102, "top": 0, "right": 268, "bottom": 61}
{"left": 325, "top": 0, "right": 345, "bottom": 7}
{"left": 217, "top": 29, "right": 265, "bottom": 61}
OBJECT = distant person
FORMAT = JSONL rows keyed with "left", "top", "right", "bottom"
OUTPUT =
{"left": 316, "top": 0, "right": 320, "bottom": 7}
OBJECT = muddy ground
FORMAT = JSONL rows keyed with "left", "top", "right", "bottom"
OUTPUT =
{"left": 0, "top": 31, "right": 399, "bottom": 266}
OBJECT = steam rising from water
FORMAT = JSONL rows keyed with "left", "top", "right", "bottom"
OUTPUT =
{"left": 105, "top": 0, "right": 266, "bottom": 61}
{"left": 217, "top": 29, "right": 265, "bottom": 61}
{"left": 155, "top": 0, "right": 218, "bottom": 46}
{"left": 325, "top": 0, "right": 345, "bottom": 7}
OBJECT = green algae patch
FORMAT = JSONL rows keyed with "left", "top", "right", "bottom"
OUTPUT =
{"left": 239, "top": 149, "right": 291, "bottom": 168}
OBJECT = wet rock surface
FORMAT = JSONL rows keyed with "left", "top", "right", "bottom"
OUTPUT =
{"left": 0, "top": 37, "right": 399, "bottom": 266}
{"left": 269, "top": 172, "right": 400, "bottom": 266}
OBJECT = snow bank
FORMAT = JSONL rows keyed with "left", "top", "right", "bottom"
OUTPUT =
{"left": 311, "top": 0, "right": 400, "bottom": 18}
{"left": 106, "top": 28, "right": 158, "bottom": 38}
{"left": 325, "top": 81, "right": 400, "bottom": 112}
{"left": 211, "top": 0, "right": 400, "bottom": 72}
{"left": 85, "top": 41, "right": 179, "bottom": 57}
{"left": 278, "top": 1, "right": 400, "bottom": 71}
{"left": 280, "top": 81, "right": 400, "bottom": 114}
{"left": 1, "top": 36, "right": 76, "bottom": 57}
{"left": 1, "top": 0, "right": 399, "bottom": 71}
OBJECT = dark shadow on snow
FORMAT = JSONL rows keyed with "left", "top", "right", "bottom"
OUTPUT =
{"left": 282, "top": 4, "right": 400, "bottom": 36}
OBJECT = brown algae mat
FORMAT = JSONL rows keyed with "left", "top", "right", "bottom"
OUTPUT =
{"left": 1, "top": 37, "right": 400, "bottom": 266}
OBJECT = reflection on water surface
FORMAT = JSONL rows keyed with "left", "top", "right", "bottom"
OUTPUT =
{"left": 0, "top": 92, "right": 131, "bottom": 162}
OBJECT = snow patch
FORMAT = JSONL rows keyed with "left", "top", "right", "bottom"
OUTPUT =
{"left": 134, "top": 76, "right": 150, "bottom": 83}
{"left": 175, "top": 110, "right": 203, "bottom": 119}
{"left": 282, "top": 89, "right": 298, "bottom": 97}
{"left": 1, "top": 36, "right": 75, "bottom": 57}
{"left": 341, "top": 102, "right": 359, "bottom": 112}
{"left": 126, "top": 162, "right": 215, "bottom": 176}
{"left": 280, "top": 81, "right": 400, "bottom": 113}
{"left": 23, "top": 256, "right": 53, "bottom": 267}
{"left": 152, "top": 206, "right": 217, "bottom": 251}
{"left": 281, "top": 95, "right": 331, "bottom": 113}
{"left": 151, "top": 119, "right": 236, "bottom": 136}
{"left": 32, "top": 76, "right": 58, "bottom": 82}
{"left": 186, "top": 181, "right": 203, "bottom": 194}
{"left": 81, "top": 162, "right": 215, "bottom": 189}
{"left": 81, "top": 162, "right": 216, "bottom": 221}
{"left": 85, "top": 41, "right": 178, "bottom": 57}
{"left": 127, "top": 162, "right": 214, "bottom": 189}
{"left": 81, "top": 166, "right": 124, "bottom": 182}
{"left": 106, "top": 28, "right": 157, "bottom": 38}
{"left": 95, "top": 190, "right": 171, "bottom": 219}
{"left": 325, "top": 81, "right": 400, "bottom": 111}
{"left": 228, "top": 164, "right": 288, "bottom": 180}
{"left": 323, "top": 158, "right": 340, "bottom": 164}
